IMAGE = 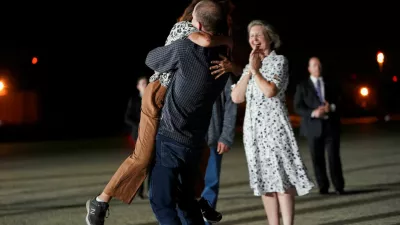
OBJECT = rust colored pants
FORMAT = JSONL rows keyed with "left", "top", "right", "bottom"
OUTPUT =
{"left": 103, "top": 80, "right": 209, "bottom": 204}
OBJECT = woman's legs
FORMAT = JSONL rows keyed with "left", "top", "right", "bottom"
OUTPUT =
{"left": 261, "top": 193, "right": 280, "bottom": 225}
{"left": 277, "top": 188, "right": 295, "bottom": 225}
{"left": 100, "top": 80, "right": 166, "bottom": 204}
{"left": 98, "top": 193, "right": 112, "bottom": 202}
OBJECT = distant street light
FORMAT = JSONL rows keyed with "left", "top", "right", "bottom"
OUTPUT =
{"left": 377, "top": 52, "right": 384, "bottom": 72}
{"left": 32, "top": 57, "right": 38, "bottom": 65}
{"left": 360, "top": 87, "right": 369, "bottom": 97}
{"left": 0, "top": 80, "right": 6, "bottom": 96}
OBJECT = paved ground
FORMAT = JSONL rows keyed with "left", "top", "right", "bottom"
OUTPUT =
{"left": 1, "top": 122, "right": 400, "bottom": 225}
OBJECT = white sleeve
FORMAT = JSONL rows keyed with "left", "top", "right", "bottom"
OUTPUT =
{"left": 165, "top": 21, "right": 198, "bottom": 46}
{"left": 231, "top": 64, "right": 250, "bottom": 90}
{"left": 270, "top": 56, "right": 289, "bottom": 91}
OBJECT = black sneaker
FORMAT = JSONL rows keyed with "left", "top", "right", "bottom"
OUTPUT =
{"left": 85, "top": 198, "right": 109, "bottom": 225}
{"left": 198, "top": 197, "right": 222, "bottom": 223}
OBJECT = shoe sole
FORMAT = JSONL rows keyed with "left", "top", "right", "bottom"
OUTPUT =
{"left": 204, "top": 217, "right": 222, "bottom": 223}
{"left": 85, "top": 200, "right": 91, "bottom": 225}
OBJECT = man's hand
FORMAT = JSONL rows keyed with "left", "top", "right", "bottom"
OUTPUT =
{"left": 323, "top": 101, "right": 330, "bottom": 113}
{"left": 217, "top": 142, "right": 230, "bottom": 155}
{"left": 312, "top": 106, "right": 325, "bottom": 118}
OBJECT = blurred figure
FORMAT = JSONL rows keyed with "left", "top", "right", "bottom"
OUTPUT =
{"left": 231, "top": 20, "right": 314, "bottom": 225}
{"left": 201, "top": 75, "right": 237, "bottom": 225}
{"left": 124, "top": 76, "right": 148, "bottom": 199}
{"left": 294, "top": 57, "right": 345, "bottom": 195}
{"left": 125, "top": 76, "right": 148, "bottom": 142}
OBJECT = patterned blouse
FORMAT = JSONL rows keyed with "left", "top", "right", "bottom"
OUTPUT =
{"left": 149, "top": 21, "right": 198, "bottom": 87}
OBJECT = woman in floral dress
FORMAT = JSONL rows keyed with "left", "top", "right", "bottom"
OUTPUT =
{"left": 231, "top": 20, "right": 314, "bottom": 225}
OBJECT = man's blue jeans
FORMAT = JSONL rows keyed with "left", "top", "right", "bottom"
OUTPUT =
{"left": 201, "top": 147, "right": 223, "bottom": 225}
{"left": 149, "top": 134, "right": 205, "bottom": 225}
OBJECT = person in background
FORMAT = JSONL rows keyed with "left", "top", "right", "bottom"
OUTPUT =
{"left": 201, "top": 75, "right": 237, "bottom": 224}
{"left": 124, "top": 76, "right": 148, "bottom": 199}
{"left": 294, "top": 57, "right": 345, "bottom": 196}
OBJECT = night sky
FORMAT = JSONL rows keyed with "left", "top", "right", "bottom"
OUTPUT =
{"left": 0, "top": 1, "right": 399, "bottom": 137}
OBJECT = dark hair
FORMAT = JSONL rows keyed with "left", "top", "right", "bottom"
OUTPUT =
{"left": 179, "top": 0, "right": 234, "bottom": 35}
{"left": 179, "top": 0, "right": 202, "bottom": 22}
{"left": 137, "top": 76, "right": 148, "bottom": 83}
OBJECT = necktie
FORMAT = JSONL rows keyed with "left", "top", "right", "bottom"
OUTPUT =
{"left": 316, "top": 79, "right": 324, "bottom": 104}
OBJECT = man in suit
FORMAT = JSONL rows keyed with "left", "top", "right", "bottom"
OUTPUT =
{"left": 144, "top": 1, "right": 230, "bottom": 224}
{"left": 294, "top": 57, "right": 345, "bottom": 195}
{"left": 124, "top": 76, "right": 148, "bottom": 199}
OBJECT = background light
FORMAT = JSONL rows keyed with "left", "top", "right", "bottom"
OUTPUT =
{"left": 0, "top": 80, "right": 5, "bottom": 96}
{"left": 360, "top": 87, "right": 369, "bottom": 97}
{"left": 32, "top": 57, "right": 38, "bottom": 65}
{"left": 377, "top": 52, "right": 384, "bottom": 64}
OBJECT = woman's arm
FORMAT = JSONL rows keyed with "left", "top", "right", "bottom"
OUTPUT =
{"left": 231, "top": 69, "right": 251, "bottom": 104}
{"left": 231, "top": 48, "right": 262, "bottom": 103}
{"left": 188, "top": 32, "right": 232, "bottom": 49}
{"left": 251, "top": 55, "right": 288, "bottom": 98}
{"left": 253, "top": 71, "right": 278, "bottom": 98}
{"left": 247, "top": 49, "right": 278, "bottom": 98}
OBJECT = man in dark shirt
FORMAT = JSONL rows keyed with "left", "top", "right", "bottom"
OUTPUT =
{"left": 145, "top": 1, "right": 229, "bottom": 224}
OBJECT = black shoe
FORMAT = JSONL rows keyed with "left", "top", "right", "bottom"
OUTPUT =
{"left": 85, "top": 198, "right": 109, "bottom": 225}
{"left": 319, "top": 189, "right": 329, "bottom": 195}
{"left": 335, "top": 189, "right": 346, "bottom": 195}
{"left": 198, "top": 197, "right": 222, "bottom": 223}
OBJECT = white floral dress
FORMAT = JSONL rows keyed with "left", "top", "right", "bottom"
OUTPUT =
{"left": 236, "top": 51, "right": 314, "bottom": 196}
{"left": 149, "top": 21, "right": 198, "bottom": 87}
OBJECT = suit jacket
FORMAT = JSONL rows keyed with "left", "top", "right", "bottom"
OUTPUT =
{"left": 294, "top": 78, "right": 340, "bottom": 138}
{"left": 125, "top": 95, "right": 141, "bottom": 140}
{"left": 206, "top": 76, "right": 237, "bottom": 148}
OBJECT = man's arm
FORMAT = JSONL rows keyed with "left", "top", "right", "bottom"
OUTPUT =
{"left": 294, "top": 83, "right": 314, "bottom": 118}
{"left": 218, "top": 77, "right": 238, "bottom": 147}
{"left": 145, "top": 40, "right": 183, "bottom": 73}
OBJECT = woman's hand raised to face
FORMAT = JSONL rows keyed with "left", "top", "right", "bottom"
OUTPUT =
{"left": 249, "top": 46, "right": 262, "bottom": 74}
{"left": 210, "top": 54, "right": 233, "bottom": 79}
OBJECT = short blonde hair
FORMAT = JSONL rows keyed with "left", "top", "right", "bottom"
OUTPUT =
{"left": 247, "top": 20, "right": 281, "bottom": 50}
